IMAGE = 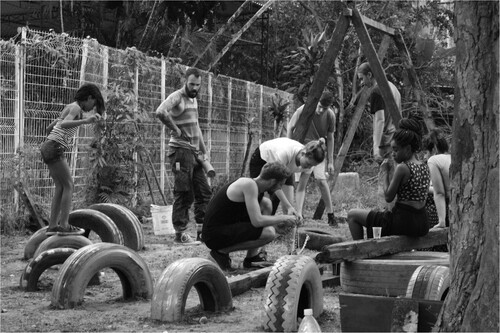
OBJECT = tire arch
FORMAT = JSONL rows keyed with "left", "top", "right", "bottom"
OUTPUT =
{"left": 151, "top": 257, "right": 233, "bottom": 322}
{"left": 33, "top": 235, "right": 93, "bottom": 259}
{"left": 51, "top": 243, "right": 153, "bottom": 309}
{"left": 262, "top": 255, "right": 323, "bottom": 332}
{"left": 406, "top": 265, "right": 450, "bottom": 301}
{"left": 88, "top": 203, "right": 144, "bottom": 251}
{"left": 24, "top": 226, "right": 50, "bottom": 260}
{"left": 69, "top": 209, "right": 124, "bottom": 245}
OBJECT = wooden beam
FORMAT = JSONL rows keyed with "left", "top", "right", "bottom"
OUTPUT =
{"left": 292, "top": 14, "right": 350, "bottom": 143}
{"left": 13, "top": 181, "right": 47, "bottom": 228}
{"left": 351, "top": 8, "right": 402, "bottom": 127}
{"left": 343, "top": 8, "right": 396, "bottom": 36}
{"left": 316, "top": 228, "right": 449, "bottom": 263}
{"left": 207, "top": 0, "right": 275, "bottom": 72}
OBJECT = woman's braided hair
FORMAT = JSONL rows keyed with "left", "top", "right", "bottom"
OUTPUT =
{"left": 393, "top": 118, "right": 423, "bottom": 153}
{"left": 303, "top": 137, "right": 327, "bottom": 163}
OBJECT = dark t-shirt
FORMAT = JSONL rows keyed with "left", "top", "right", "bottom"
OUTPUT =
{"left": 204, "top": 181, "right": 251, "bottom": 228}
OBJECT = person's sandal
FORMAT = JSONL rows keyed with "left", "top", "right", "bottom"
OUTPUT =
{"left": 46, "top": 226, "right": 63, "bottom": 235}
{"left": 243, "top": 251, "right": 274, "bottom": 269}
{"left": 57, "top": 225, "right": 85, "bottom": 236}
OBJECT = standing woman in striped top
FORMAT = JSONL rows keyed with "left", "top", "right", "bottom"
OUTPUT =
{"left": 40, "top": 83, "right": 105, "bottom": 235}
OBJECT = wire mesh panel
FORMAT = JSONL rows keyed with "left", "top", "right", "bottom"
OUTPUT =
{"left": 0, "top": 29, "right": 293, "bottom": 220}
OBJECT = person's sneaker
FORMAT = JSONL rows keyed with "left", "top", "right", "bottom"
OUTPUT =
{"left": 243, "top": 251, "right": 274, "bottom": 269}
{"left": 174, "top": 233, "right": 201, "bottom": 246}
{"left": 210, "top": 250, "right": 235, "bottom": 272}
{"left": 328, "top": 213, "right": 337, "bottom": 227}
{"left": 46, "top": 226, "right": 64, "bottom": 235}
{"left": 58, "top": 225, "right": 85, "bottom": 236}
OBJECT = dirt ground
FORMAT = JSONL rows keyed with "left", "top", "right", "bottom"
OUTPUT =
{"left": 0, "top": 217, "right": 347, "bottom": 332}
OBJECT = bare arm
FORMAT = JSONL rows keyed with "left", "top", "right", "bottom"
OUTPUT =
{"left": 155, "top": 93, "right": 183, "bottom": 136}
{"left": 233, "top": 179, "right": 296, "bottom": 228}
{"left": 60, "top": 104, "right": 98, "bottom": 128}
{"left": 286, "top": 107, "right": 302, "bottom": 139}
{"left": 429, "top": 163, "right": 447, "bottom": 227}
{"left": 326, "top": 131, "right": 335, "bottom": 173}
{"left": 384, "top": 163, "right": 408, "bottom": 202}
{"left": 295, "top": 172, "right": 312, "bottom": 217}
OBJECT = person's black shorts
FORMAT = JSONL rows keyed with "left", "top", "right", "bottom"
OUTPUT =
{"left": 203, "top": 222, "right": 263, "bottom": 251}
{"left": 40, "top": 140, "right": 65, "bottom": 164}
{"left": 366, "top": 202, "right": 429, "bottom": 237}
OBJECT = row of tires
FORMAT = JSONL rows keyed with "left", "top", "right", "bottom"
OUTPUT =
{"left": 19, "top": 241, "right": 450, "bottom": 332}
{"left": 24, "top": 203, "right": 145, "bottom": 260}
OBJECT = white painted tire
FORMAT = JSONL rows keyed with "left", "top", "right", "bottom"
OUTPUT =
{"left": 20, "top": 248, "right": 100, "bottom": 291}
{"left": 406, "top": 265, "right": 450, "bottom": 301}
{"left": 33, "top": 235, "right": 93, "bottom": 259}
{"left": 340, "top": 251, "right": 449, "bottom": 297}
{"left": 51, "top": 243, "right": 153, "bottom": 309}
{"left": 262, "top": 255, "right": 323, "bottom": 332}
{"left": 24, "top": 226, "right": 50, "bottom": 260}
{"left": 151, "top": 258, "right": 233, "bottom": 322}
{"left": 69, "top": 209, "right": 124, "bottom": 245}
{"left": 88, "top": 203, "right": 144, "bottom": 251}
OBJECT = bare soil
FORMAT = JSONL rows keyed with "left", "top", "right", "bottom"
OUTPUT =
{"left": 0, "top": 218, "right": 348, "bottom": 332}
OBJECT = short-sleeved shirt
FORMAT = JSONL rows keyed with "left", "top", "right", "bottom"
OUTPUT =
{"left": 259, "top": 137, "right": 313, "bottom": 175}
{"left": 427, "top": 154, "right": 451, "bottom": 198}
{"left": 293, "top": 105, "right": 336, "bottom": 143}
{"left": 370, "top": 81, "right": 402, "bottom": 134}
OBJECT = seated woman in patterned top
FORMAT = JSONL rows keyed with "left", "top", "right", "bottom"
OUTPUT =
{"left": 347, "top": 118, "right": 430, "bottom": 240}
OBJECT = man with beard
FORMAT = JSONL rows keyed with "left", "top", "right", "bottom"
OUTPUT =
{"left": 156, "top": 67, "right": 211, "bottom": 245}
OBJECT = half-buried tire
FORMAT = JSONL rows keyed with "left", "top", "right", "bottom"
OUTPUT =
{"left": 33, "top": 235, "right": 93, "bottom": 259}
{"left": 340, "top": 251, "right": 449, "bottom": 297}
{"left": 151, "top": 258, "right": 233, "bottom": 322}
{"left": 24, "top": 226, "right": 50, "bottom": 260}
{"left": 262, "top": 255, "right": 323, "bottom": 332}
{"left": 69, "top": 209, "right": 124, "bottom": 245}
{"left": 297, "top": 228, "right": 344, "bottom": 251}
{"left": 20, "top": 248, "right": 100, "bottom": 291}
{"left": 51, "top": 243, "right": 153, "bottom": 309}
{"left": 88, "top": 203, "right": 144, "bottom": 251}
{"left": 406, "top": 265, "right": 450, "bottom": 301}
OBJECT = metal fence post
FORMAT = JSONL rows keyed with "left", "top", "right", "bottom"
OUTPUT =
{"left": 160, "top": 57, "right": 166, "bottom": 194}
{"left": 226, "top": 78, "right": 232, "bottom": 175}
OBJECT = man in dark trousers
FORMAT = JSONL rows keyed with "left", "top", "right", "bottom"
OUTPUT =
{"left": 287, "top": 90, "right": 337, "bottom": 226}
{"left": 156, "top": 67, "right": 212, "bottom": 245}
{"left": 203, "top": 162, "right": 298, "bottom": 272}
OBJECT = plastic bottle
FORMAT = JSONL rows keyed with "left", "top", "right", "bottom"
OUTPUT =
{"left": 297, "top": 309, "right": 321, "bottom": 333}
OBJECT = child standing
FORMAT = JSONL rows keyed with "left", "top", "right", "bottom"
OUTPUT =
{"left": 40, "top": 83, "right": 105, "bottom": 235}
{"left": 347, "top": 118, "right": 430, "bottom": 239}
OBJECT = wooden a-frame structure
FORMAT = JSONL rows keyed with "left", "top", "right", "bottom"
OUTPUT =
{"left": 290, "top": 7, "right": 436, "bottom": 217}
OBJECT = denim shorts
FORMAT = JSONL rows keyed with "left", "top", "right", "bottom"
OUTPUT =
{"left": 40, "top": 140, "right": 65, "bottom": 164}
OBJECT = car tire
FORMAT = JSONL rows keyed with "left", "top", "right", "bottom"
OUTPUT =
{"left": 406, "top": 265, "right": 450, "bottom": 301}
{"left": 69, "top": 209, "right": 124, "bottom": 245}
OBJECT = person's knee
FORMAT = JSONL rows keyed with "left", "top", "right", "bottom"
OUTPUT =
{"left": 260, "top": 226, "right": 276, "bottom": 243}
{"left": 260, "top": 197, "right": 273, "bottom": 215}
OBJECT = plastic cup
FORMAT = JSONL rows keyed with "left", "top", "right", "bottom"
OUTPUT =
{"left": 373, "top": 227, "right": 382, "bottom": 239}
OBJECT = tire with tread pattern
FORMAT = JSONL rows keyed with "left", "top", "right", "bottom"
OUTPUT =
{"left": 33, "top": 235, "right": 93, "bottom": 259}
{"left": 51, "top": 243, "right": 153, "bottom": 309}
{"left": 69, "top": 209, "right": 124, "bottom": 245}
{"left": 340, "top": 251, "right": 449, "bottom": 297}
{"left": 88, "top": 203, "right": 144, "bottom": 251}
{"left": 151, "top": 257, "right": 233, "bottom": 322}
{"left": 262, "top": 255, "right": 323, "bottom": 332}
{"left": 20, "top": 248, "right": 100, "bottom": 291}
{"left": 298, "top": 228, "right": 344, "bottom": 251}
{"left": 406, "top": 265, "right": 450, "bottom": 301}
{"left": 24, "top": 226, "right": 50, "bottom": 260}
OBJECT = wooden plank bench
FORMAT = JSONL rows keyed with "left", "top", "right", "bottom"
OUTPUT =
{"left": 316, "top": 228, "right": 449, "bottom": 264}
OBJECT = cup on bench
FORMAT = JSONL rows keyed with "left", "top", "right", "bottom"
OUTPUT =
{"left": 373, "top": 227, "right": 382, "bottom": 239}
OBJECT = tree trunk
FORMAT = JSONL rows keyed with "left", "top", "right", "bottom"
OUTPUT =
{"left": 435, "top": 2, "right": 499, "bottom": 332}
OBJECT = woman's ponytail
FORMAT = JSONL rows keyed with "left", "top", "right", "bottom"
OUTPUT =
{"left": 304, "top": 139, "right": 327, "bottom": 163}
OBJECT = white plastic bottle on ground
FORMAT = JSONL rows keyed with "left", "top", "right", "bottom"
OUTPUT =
{"left": 297, "top": 308, "right": 321, "bottom": 332}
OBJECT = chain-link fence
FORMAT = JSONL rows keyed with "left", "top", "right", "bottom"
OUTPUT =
{"left": 0, "top": 28, "right": 294, "bottom": 221}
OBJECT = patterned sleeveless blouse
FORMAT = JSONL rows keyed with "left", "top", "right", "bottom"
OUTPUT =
{"left": 396, "top": 161, "right": 430, "bottom": 202}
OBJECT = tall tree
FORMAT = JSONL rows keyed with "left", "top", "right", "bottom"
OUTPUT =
{"left": 435, "top": 1, "right": 499, "bottom": 331}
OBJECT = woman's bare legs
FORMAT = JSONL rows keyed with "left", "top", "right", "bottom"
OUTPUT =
{"left": 47, "top": 158, "right": 73, "bottom": 229}
{"left": 347, "top": 209, "right": 370, "bottom": 240}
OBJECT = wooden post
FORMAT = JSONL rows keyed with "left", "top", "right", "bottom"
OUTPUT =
{"left": 13, "top": 182, "right": 46, "bottom": 228}
{"left": 207, "top": 0, "right": 275, "bottom": 72}
{"left": 291, "top": 14, "right": 350, "bottom": 143}
{"left": 350, "top": 8, "right": 402, "bottom": 127}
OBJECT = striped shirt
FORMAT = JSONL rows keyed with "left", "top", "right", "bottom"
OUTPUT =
{"left": 46, "top": 118, "right": 80, "bottom": 150}
{"left": 164, "top": 88, "right": 201, "bottom": 151}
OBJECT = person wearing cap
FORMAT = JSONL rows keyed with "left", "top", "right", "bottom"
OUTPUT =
{"left": 287, "top": 91, "right": 337, "bottom": 226}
